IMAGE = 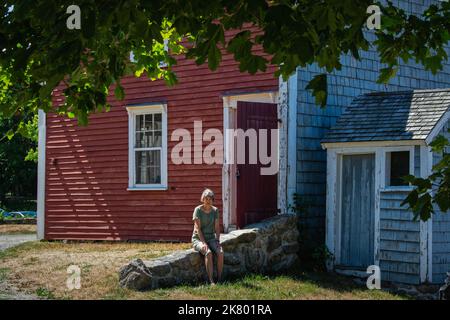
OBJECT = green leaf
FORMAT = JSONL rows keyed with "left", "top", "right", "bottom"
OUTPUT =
{"left": 207, "top": 45, "right": 221, "bottom": 71}
{"left": 6, "top": 129, "right": 15, "bottom": 140}
{"left": 305, "top": 74, "right": 328, "bottom": 107}
{"left": 377, "top": 67, "right": 398, "bottom": 84}
{"left": 430, "top": 135, "right": 449, "bottom": 153}
{"left": 114, "top": 83, "right": 125, "bottom": 101}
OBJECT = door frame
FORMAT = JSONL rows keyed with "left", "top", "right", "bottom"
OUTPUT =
{"left": 327, "top": 147, "right": 381, "bottom": 269}
{"left": 326, "top": 144, "right": 422, "bottom": 273}
{"left": 222, "top": 91, "right": 285, "bottom": 232}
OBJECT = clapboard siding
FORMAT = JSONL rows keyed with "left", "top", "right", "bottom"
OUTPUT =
{"left": 379, "top": 190, "right": 421, "bottom": 284}
{"left": 297, "top": 0, "right": 450, "bottom": 246}
{"left": 432, "top": 119, "right": 450, "bottom": 283}
{"left": 45, "top": 27, "right": 278, "bottom": 241}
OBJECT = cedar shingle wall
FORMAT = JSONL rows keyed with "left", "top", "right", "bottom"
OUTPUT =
{"left": 432, "top": 119, "right": 450, "bottom": 284}
{"left": 295, "top": 0, "right": 450, "bottom": 247}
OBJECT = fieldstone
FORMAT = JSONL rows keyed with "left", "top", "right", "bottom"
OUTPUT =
{"left": 270, "top": 254, "right": 298, "bottom": 273}
{"left": 282, "top": 243, "right": 299, "bottom": 255}
{"left": 145, "top": 260, "right": 171, "bottom": 276}
{"left": 267, "top": 248, "right": 284, "bottom": 267}
{"left": 244, "top": 248, "right": 265, "bottom": 273}
{"left": 156, "top": 276, "right": 178, "bottom": 288}
{"left": 118, "top": 259, "right": 153, "bottom": 290}
{"left": 188, "top": 250, "right": 204, "bottom": 267}
{"left": 439, "top": 273, "right": 450, "bottom": 300}
{"left": 282, "top": 230, "right": 298, "bottom": 243}
{"left": 221, "top": 229, "right": 257, "bottom": 248}
{"left": 267, "top": 236, "right": 281, "bottom": 252}
{"left": 224, "top": 252, "right": 241, "bottom": 266}
{"left": 246, "top": 220, "right": 275, "bottom": 234}
{"left": 253, "top": 238, "right": 261, "bottom": 248}
{"left": 118, "top": 214, "right": 299, "bottom": 291}
{"left": 223, "top": 265, "right": 245, "bottom": 279}
{"left": 166, "top": 251, "right": 192, "bottom": 269}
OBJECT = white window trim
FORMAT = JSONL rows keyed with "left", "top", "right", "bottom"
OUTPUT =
{"left": 127, "top": 104, "right": 168, "bottom": 191}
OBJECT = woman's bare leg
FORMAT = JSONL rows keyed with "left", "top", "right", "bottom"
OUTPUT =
{"left": 216, "top": 251, "right": 224, "bottom": 282}
{"left": 204, "top": 251, "right": 215, "bottom": 284}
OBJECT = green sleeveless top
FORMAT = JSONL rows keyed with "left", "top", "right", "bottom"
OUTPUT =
{"left": 192, "top": 205, "right": 219, "bottom": 242}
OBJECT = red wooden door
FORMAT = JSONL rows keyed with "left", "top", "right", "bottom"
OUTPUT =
{"left": 236, "top": 101, "right": 278, "bottom": 228}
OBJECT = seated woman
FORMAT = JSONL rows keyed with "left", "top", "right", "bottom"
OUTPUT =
{"left": 192, "top": 188, "right": 224, "bottom": 285}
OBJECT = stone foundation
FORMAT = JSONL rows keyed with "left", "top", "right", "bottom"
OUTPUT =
{"left": 119, "top": 214, "right": 299, "bottom": 290}
{"left": 439, "top": 273, "right": 450, "bottom": 300}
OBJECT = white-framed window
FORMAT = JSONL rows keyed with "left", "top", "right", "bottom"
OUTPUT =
{"left": 127, "top": 104, "right": 168, "bottom": 190}
{"left": 384, "top": 146, "right": 414, "bottom": 189}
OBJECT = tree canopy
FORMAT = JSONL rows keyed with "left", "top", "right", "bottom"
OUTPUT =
{"left": 1, "top": 0, "right": 450, "bottom": 219}
{"left": 0, "top": 113, "right": 37, "bottom": 201}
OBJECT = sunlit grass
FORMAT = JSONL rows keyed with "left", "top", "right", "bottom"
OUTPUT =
{"left": 0, "top": 241, "right": 410, "bottom": 300}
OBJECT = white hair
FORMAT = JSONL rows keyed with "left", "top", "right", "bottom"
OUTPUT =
{"left": 200, "top": 188, "right": 215, "bottom": 202}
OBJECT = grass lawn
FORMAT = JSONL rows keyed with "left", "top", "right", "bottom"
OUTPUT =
{"left": 0, "top": 241, "right": 410, "bottom": 300}
{"left": 0, "top": 224, "right": 36, "bottom": 235}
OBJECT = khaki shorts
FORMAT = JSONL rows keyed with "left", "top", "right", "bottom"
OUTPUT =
{"left": 193, "top": 239, "right": 223, "bottom": 255}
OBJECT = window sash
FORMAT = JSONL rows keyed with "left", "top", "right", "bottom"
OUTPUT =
{"left": 135, "top": 149, "right": 162, "bottom": 185}
{"left": 133, "top": 113, "right": 162, "bottom": 185}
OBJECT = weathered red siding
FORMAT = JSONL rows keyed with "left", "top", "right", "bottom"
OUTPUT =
{"left": 45, "top": 28, "right": 278, "bottom": 241}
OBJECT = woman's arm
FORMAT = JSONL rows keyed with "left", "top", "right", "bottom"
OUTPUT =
{"left": 194, "top": 219, "right": 207, "bottom": 244}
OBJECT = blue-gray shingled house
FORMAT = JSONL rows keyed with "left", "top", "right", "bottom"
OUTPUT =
{"left": 321, "top": 90, "right": 450, "bottom": 285}
{"left": 283, "top": 0, "right": 450, "bottom": 285}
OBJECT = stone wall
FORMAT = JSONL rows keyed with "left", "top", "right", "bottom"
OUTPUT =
{"left": 119, "top": 214, "right": 299, "bottom": 290}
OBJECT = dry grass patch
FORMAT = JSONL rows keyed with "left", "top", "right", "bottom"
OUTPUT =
{"left": 0, "top": 241, "right": 190, "bottom": 299}
{"left": 0, "top": 241, "right": 410, "bottom": 300}
{"left": 0, "top": 224, "right": 36, "bottom": 234}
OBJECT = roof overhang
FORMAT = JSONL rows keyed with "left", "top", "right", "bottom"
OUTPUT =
{"left": 321, "top": 139, "right": 426, "bottom": 150}
{"left": 425, "top": 109, "right": 450, "bottom": 145}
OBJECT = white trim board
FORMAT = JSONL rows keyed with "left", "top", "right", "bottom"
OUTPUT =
{"left": 322, "top": 140, "right": 425, "bottom": 149}
{"left": 426, "top": 109, "right": 450, "bottom": 145}
{"left": 420, "top": 145, "right": 434, "bottom": 283}
{"left": 37, "top": 109, "right": 46, "bottom": 240}
{"left": 286, "top": 72, "right": 298, "bottom": 212}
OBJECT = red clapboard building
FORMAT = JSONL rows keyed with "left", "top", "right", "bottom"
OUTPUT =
{"left": 37, "top": 27, "right": 285, "bottom": 241}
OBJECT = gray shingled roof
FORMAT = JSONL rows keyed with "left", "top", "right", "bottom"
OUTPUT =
{"left": 322, "top": 89, "right": 450, "bottom": 143}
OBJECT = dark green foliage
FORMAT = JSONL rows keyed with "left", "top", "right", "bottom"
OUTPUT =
{"left": 402, "top": 133, "right": 450, "bottom": 220}
{"left": 0, "top": 0, "right": 389, "bottom": 126}
{"left": 0, "top": 115, "right": 37, "bottom": 201}
{"left": 1, "top": 1, "right": 450, "bottom": 222}
{"left": 289, "top": 193, "right": 333, "bottom": 271}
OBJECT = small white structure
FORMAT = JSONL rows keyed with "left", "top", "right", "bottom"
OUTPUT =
{"left": 321, "top": 89, "right": 450, "bottom": 284}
